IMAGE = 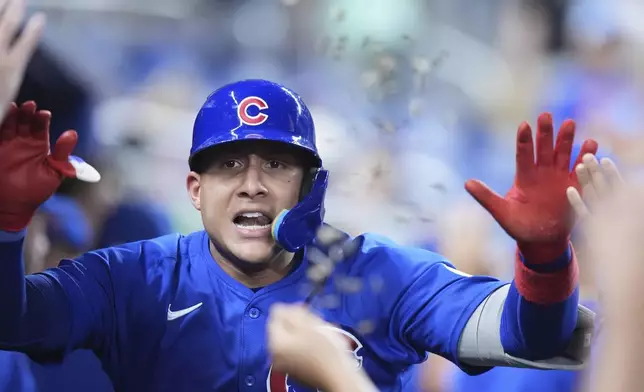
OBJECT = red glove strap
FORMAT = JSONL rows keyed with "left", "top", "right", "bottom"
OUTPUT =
{"left": 0, "top": 212, "right": 35, "bottom": 232}
{"left": 517, "top": 238, "right": 570, "bottom": 265}
{"left": 514, "top": 247, "right": 579, "bottom": 305}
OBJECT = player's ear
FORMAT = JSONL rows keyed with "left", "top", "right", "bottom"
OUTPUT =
{"left": 186, "top": 171, "right": 202, "bottom": 211}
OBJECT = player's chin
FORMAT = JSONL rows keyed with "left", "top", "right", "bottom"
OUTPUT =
{"left": 226, "top": 224, "right": 279, "bottom": 263}
{"left": 230, "top": 242, "right": 278, "bottom": 264}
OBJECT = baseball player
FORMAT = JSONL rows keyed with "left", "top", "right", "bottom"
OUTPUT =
{"left": 0, "top": 79, "right": 595, "bottom": 392}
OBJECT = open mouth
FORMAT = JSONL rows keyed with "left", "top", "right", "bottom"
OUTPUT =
{"left": 233, "top": 211, "right": 273, "bottom": 231}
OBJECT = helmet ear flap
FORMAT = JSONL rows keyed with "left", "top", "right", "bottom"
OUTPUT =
{"left": 272, "top": 169, "right": 329, "bottom": 252}
{"left": 298, "top": 167, "right": 319, "bottom": 200}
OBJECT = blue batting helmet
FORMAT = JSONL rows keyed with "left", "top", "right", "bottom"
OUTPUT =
{"left": 190, "top": 79, "right": 328, "bottom": 252}
{"left": 190, "top": 79, "right": 321, "bottom": 169}
{"left": 97, "top": 201, "right": 173, "bottom": 249}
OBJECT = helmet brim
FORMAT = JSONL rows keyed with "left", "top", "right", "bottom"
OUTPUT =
{"left": 189, "top": 128, "right": 321, "bottom": 171}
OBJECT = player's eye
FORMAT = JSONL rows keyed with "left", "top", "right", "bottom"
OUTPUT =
{"left": 265, "top": 160, "right": 285, "bottom": 170}
{"left": 222, "top": 160, "right": 242, "bottom": 169}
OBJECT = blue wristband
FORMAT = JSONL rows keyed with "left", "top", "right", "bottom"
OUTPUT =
{"left": 0, "top": 230, "right": 27, "bottom": 242}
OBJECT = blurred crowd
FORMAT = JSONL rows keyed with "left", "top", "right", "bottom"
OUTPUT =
{"left": 8, "top": 0, "right": 644, "bottom": 390}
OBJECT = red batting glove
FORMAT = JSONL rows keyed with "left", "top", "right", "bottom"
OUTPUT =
{"left": 0, "top": 101, "right": 79, "bottom": 232}
{"left": 465, "top": 113, "right": 598, "bottom": 264}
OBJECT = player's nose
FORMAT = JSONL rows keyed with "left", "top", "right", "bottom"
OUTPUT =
{"left": 237, "top": 158, "right": 268, "bottom": 199}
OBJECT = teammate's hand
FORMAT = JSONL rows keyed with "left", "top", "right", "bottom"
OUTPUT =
{"left": 0, "top": 101, "right": 97, "bottom": 232}
{"left": 267, "top": 303, "right": 377, "bottom": 392}
{"left": 0, "top": 0, "right": 45, "bottom": 119}
{"left": 465, "top": 113, "right": 598, "bottom": 263}
{"left": 566, "top": 153, "right": 624, "bottom": 222}
{"left": 566, "top": 155, "right": 639, "bottom": 310}
{"left": 569, "top": 158, "right": 644, "bottom": 392}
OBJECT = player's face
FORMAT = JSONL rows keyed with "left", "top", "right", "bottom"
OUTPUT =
{"left": 188, "top": 141, "right": 305, "bottom": 264}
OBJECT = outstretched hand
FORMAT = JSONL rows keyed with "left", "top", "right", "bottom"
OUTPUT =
{"left": 465, "top": 113, "right": 598, "bottom": 263}
{"left": 0, "top": 101, "right": 98, "bottom": 232}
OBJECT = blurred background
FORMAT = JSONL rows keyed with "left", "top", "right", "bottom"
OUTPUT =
{"left": 14, "top": 0, "right": 644, "bottom": 391}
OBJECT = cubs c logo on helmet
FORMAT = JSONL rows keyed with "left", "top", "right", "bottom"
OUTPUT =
{"left": 238, "top": 96, "right": 269, "bottom": 126}
{"left": 266, "top": 326, "right": 364, "bottom": 392}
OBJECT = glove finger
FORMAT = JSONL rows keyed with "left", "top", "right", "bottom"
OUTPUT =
{"left": 50, "top": 130, "right": 101, "bottom": 184}
{"left": 535, "top": 113, "right": 555, "bottom": 166}
{"left": 51, "top": 129, "right": 77, "bottom": 161}
{"left": 553, "top": 119, "right": 575, "bottom": 171}
{"left": 0, "top": 103, "right": 18, "bottom": 141}
{"left": 465, "top": 179, "right": 507, "bottom": 222}
{"left": 30, "top": 110, "right": 51, "bottom": 141}
{"left": 16, "top": 100, "right": 36, "bottom": 137}
{"left": 577, "top": 138, "right": 599, "bottom": 159}
{"left": 515, "top": 122, "right": 535, "bottom": 182}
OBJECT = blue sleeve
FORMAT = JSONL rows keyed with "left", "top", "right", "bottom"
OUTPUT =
{"left": 452, "top": 367, "right": 580, "bottom": 392}
{"left": 394, "top": 260, "right": 505, "bottom": 373}
{"left": 500, "top": 247, "right": 579, "bottom": 360}
{"left": 0, "top": 352, "right": 37, "bottom": 392}
{"left": 0, "top": 231, "right": 120, "bottom": 362}
{"left": 31, "top": 350, "right": 114, "bottom": 392}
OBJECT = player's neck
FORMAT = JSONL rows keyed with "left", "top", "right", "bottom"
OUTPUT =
{"left": 209, "top": 241, "right": 296, "bottom": 288}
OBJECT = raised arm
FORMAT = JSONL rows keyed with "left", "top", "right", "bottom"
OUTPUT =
{"left": 0, "top": 232, "right": 116, "bottom": 360}
{"left": 0, "top": 101, "right": 101, "bottom": 360}
{"left": 459, "top": 114, "right": 597, "bottom": 368}
{"left": 396, "top": 115, "right": 597, "bottom": 374}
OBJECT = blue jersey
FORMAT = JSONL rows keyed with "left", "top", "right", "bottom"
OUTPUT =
{"left": 31, "top": 350, "right": 113, "bottom": 392}
{"left": 0, "top": 349, "right": 113, "bottom": 392}
{"left": 0, "top": 230, "right": 512, "bottom": 391}
{"left": 450, "top": 365, "right": 579, "bottom": 392}
{"left": 0, "top": 351, "right": 36, "bottom": 392}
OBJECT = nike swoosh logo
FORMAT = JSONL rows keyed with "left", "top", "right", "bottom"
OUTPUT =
{"left": 167, "top": 302, "right": 203, "bottom": 321}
